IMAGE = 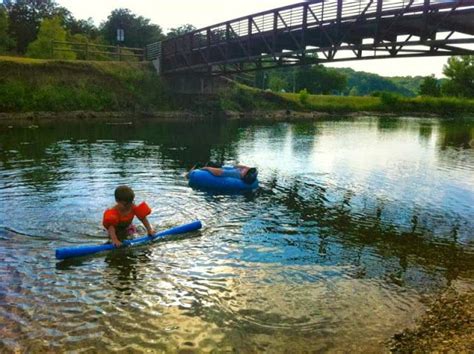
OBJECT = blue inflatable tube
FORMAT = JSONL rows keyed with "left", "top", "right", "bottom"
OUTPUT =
{"left": 188, "top": 169, "right": 258, "bottom": 191}
{"left": 55, "top": 220, "right": 202, "bottom": 260}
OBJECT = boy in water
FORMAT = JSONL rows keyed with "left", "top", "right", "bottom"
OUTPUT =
{"left": 102, "top": 185, "right": 155, "bottom": 247}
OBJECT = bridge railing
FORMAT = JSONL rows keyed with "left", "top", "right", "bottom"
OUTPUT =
{"left": 152, "top": 0, "right": 473, "bottom": 69}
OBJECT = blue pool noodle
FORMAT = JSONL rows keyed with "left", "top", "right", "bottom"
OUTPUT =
{"left": 55, "top": 220, "right": 202, "bottom": 260}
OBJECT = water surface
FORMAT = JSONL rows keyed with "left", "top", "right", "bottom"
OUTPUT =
{"left": 1, "top": 117, "right": 473, "bottom": 352}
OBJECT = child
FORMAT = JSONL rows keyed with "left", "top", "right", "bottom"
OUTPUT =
{"left": 102, "top": 185, "right": 155, "bottom": 247}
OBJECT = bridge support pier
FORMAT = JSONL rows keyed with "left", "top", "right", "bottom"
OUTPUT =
{"left": 163, "top": 74, "right": 230, "bottom": 94}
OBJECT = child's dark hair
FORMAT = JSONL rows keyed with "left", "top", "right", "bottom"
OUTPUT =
{"left": 115, "top": 185, "right": 135, "bottom": 203}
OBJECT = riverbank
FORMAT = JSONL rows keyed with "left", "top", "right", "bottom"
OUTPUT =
{"left": 1, "top": 56, "right": 474, "bottom": 120}
{"left": 0, "top": 109, "right": 450, "bottom": 127}
{"left": 390, "top": 286, "right": 473, "bottom": 352}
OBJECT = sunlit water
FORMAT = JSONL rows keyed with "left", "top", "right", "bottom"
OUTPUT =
{"left": 0, "top": 117, "right": 473, "bottom": 352}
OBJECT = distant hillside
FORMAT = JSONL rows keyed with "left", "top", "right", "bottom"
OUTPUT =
{"left": 337, "top": 68, "right": 425, "bottom": 97}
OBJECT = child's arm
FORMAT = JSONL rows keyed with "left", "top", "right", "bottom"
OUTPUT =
{"left": 107, "top": 225, "right": 122, "bottom": 247}
{"left": 140, "top": 216, "right": 155, "bottom": 236}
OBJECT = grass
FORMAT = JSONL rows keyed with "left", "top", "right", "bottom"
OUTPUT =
{"left": 226, "top": 86, "right": 474, "bottom": 116}
{"left": 0, "top": 56, "right": 172, "bottom": 112}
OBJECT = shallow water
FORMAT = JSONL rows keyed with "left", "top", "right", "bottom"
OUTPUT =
{"left": 0, "top": 117, "right": 473, "bottom": 352}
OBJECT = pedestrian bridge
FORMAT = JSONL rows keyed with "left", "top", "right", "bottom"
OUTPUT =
{"left": 146, "top": 0, "right": 474, "bottom": 76}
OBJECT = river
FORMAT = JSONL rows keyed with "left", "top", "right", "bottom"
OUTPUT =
{"left": 0, "top": 116, "right": 473, "bottom": 352}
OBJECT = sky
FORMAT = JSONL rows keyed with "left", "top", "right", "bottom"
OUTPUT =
{"left": 56, "top": 0, "right": 453, "bottom": 77}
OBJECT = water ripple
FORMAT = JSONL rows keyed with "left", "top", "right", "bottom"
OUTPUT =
{"left": 0, "top": 118, "right": 473, "bottom": 352}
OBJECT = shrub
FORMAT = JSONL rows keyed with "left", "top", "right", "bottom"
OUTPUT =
{"left": 299, "top": 89, "right": 309, "bottom": 105}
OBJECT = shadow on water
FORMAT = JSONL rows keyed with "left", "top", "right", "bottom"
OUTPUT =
{"left": 258, "top": 173, "right": 474, "bottom": 288}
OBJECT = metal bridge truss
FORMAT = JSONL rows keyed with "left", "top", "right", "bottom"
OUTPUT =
{"left": 147, "top": 0, "right": 474, "bottom": 75}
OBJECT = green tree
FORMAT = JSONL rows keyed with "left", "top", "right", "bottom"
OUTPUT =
{"left": 268, "top": 76, "right": 287, "bottom": 92}
{"left": 166, "top": 24, "right": 196, "bottom": 39}
{"left": 296, "top": 65, "right": 347, "bottom": 94}
{"left": 27, "top": 16, "right": 75, "bottom": 59}
{"left": 100, "top": 8, "right": 164, "bottom": 48}
{"left": 349, "top": 86, "right": 359, "bottom": 96}
{"left": 299, "top": 89, "right": 309, "bottom": 105}
{"left": 0, "top": 5, "right": 15, "bottom": 53}
{"left": 5, "top": 0, "right": 65, "bottom": 53}
{"left": 442, "top": 56, "right": 474, "bottom": 98}
{"left": 419, "top": 75, "right": 441, "bottom": 97}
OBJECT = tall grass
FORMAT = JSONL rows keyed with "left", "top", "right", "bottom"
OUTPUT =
{"left": 228, "top": 86, "right": 474, "bottom": 116}
{"left": 0, "top": 56, "right": 172, "bottom": 112}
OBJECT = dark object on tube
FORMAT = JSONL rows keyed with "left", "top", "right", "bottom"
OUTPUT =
{"left": 55, "top": 220, "right": 202, "bottom": 260}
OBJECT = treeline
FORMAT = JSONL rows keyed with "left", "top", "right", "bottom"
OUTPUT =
{"left": 0, "top": 0, "right": 196, "bottom": 59}
{"left": 242, "top": 57, "right": 474, "bottom": 99}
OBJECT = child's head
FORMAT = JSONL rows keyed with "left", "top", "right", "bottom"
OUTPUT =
{"left": 114, "top": 185, "right": 135, "bottom": 205}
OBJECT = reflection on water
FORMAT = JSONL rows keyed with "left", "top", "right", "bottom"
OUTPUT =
{"left": 0, "top": 117, "right": 473, "bottom": 352}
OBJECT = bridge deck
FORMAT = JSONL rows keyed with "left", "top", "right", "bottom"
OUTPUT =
{"left": 147, "top": 0, "right": 474, "bottom": 75}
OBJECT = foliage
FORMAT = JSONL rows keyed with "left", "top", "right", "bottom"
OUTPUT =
{"left": 295, "top": 65, "right": 347, "bottom": 94}
{"left": 0, "top": 6, "right": 15, "bottom": 53}
{"left": 268, "top": 76, "right": 287, "bottom": 92}
{"left": 166, "top": 24, "right": 196, "bottom": 39}
{"left": 65, "top": 17, "right": 99, "bottom": 39}
{"left": 0, "top": 57, "right": 171, "bottom": 112}
{"left": 338, "top": 67, "right": 415, "bottom": 96}
{"left": 379, "top": 92, "right": 401, "bottom": 107}
{"left": 239, "top": 65, "right": 426, "bottom": 98}
{"left": 100, "top": 8, "right": 164, "bottom": 48}
{"left": 4, "top": 0, "right": 68, "bottom": 53}
{"left": 26, "top": 16, "right": 75, "bottom": 59}
{"left": 68, "top": 33, "right": 112, "bottom": 61}
{"left": 442, "top": 56, "right": 474, "bottom": 98}
{"left": 419, "top": 75, "right": 441, "bottom": 97}
{"left": 298, "top": 89, "right": 309, "bottom": 105}
{"left": 391, "top": 75, "right": 426, "bottom": 96}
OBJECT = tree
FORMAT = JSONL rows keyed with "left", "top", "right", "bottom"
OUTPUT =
{"left": 5, "top": 0, "right": 62, "bottom": 53}
{"left": 296, "top": 64, "right": 347, "bottom": 94}
{"left": 442, "top": 55, "right": 474, "bottom": 98}
{"left": 0, "top": 5, "right": 15, "bottom": 53}
{"left": 419, "top": 75, "right": 441, "bottom": 97}
{"left": 268, "top": 76, "right": 287, "bottom": 92}
{"left": 166, "top": 24, "right": 196, "bottom": 39}
{"left": 26, "top": 16, "right": 75, "bottom": 59}
{"left": 100, "top": 9, "right": 164, "bottom": 48}
{"left": 349, "top": 86, "right": 359, "bottom": 96}
{"left": 67, "top": 17, "right": 99, "bottom": 38}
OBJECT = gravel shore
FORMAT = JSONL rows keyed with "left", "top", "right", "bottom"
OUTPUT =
{"left": 390, "top": 288, "right": 473, "bottom": 353}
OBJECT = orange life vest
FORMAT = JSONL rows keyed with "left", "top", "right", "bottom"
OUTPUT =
{"left": 103, "top": 201, "right": 151, "bottom": 229}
